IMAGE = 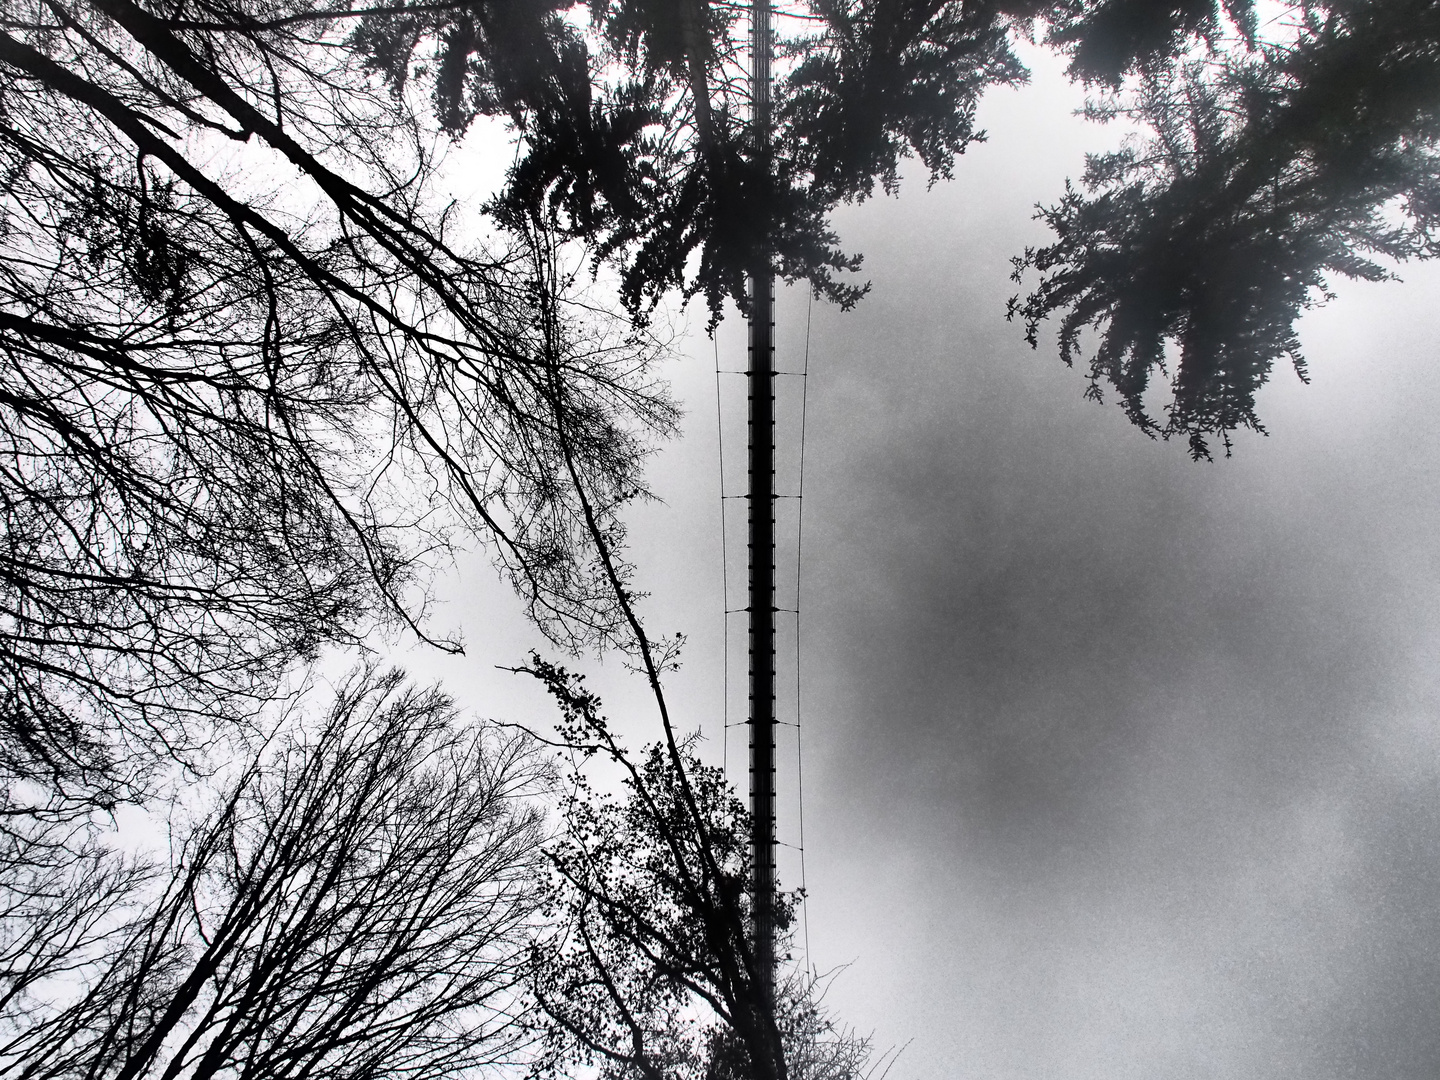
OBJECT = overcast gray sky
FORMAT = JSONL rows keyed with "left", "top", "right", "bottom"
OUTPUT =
{"left": 412, "top": 44, "right": 1440, "bottom": 1080}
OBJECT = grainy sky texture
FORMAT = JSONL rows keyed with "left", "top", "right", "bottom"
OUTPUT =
{"left": 414, "top": 45, "right": 1440, "bottom": 1080}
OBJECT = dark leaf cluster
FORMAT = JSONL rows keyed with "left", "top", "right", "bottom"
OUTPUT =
{"left": 348, "top": 0, "right": 1030, "bottom": 322}
{"left": 1036, "top": 0, "right": 1257, "bottom": 85}
{"left": 1010, "top": 0, "right": 1440, "bottom": 457}
{"left": 778, "top": 0, "right": 1027, "bottom": 204}
{"left": 520, "top": 655, "right": 797, "bottom": 1080}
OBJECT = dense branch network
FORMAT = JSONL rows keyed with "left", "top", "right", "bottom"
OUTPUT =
{"left": 0, "top": 0, "right": 675, "bottom": 809}
{"left": 0, "top": 667, "right": 548, "bottom": 1080}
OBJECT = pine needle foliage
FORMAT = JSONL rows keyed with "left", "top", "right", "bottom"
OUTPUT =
{"left": 1010, "top": 0, "right": 1440, "bottom": 457}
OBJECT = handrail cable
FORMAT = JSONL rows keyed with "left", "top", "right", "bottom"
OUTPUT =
{"left": 715, "top": 330, "right": 731, "bottom": 782}
{"left": 795, "top": 285, "right": 813, "bottom": 977}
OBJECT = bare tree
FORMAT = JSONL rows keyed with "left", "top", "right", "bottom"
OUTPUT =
{"left": 0, "top": 0, "right": 676, "bottom": 813}
{"left": 0, "top": 824, "right": 150, "bottom": 1049}
{"left": 0, "top": 666, "right": 548, "bottom": 1080}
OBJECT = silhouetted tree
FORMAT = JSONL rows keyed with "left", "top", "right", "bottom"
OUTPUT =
{"left": 525, "top": 672, "right": 771, "bottom": 1080}
{"left": 0, "top": 666, "right": 546, "bottom": 1080}
{"left": 521, "top": 658, "right": 884, "bottom": 1080}
{"left": 0, "top": 0, "right": 675, "bottom": 812}
{"left": 705, "top": 969, "right": 895, "bottom": 1080}
{"left": 348, "top": 0, "right": 1032, "bottom": 318}
{"left": 1011, "top": 0, "right": 1440, "bottom": 457}
{"left": 1034, "top": 0, "right": 1257, "bottom": 85}
{"left": 0, "top": 824, "right": 150, "bottom": 1048}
